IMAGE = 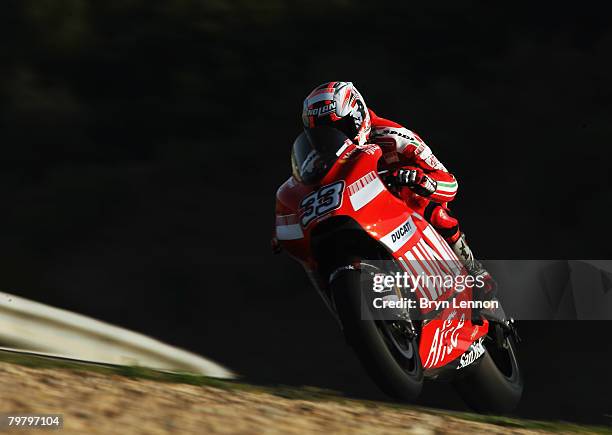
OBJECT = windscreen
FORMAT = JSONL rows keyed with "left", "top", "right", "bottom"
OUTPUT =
{"left": 290, "top": 127, "right": 350, "bottom": 185}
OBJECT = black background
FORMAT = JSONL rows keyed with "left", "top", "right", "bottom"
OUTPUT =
{"left": 1, "top": 1, "right": 611, "bottom": 425}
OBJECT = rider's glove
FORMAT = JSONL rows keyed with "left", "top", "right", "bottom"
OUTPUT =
{"left": 396, "top": 169, "right": 437, "bottom": 197}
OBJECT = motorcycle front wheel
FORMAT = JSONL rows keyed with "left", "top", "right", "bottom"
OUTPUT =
{"left": 331, "top": 269, "right": 423, "bottom": 401}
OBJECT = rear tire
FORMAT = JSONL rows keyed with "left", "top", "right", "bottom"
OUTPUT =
{"left": 453, "top": 335, "right": 523, "bottom": 413}
{"left": 331, "top": 269, "right": 423, "bottom": 401}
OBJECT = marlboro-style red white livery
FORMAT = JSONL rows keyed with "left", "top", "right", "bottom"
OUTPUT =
{"left": 274, "top": 127, "right": 522, "bottom": 413}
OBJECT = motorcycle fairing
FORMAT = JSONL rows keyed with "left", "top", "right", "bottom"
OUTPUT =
{"left": 275, "top": 142, "right": 488, "bottom": 371}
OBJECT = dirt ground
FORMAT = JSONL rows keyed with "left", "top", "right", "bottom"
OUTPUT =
{"left": 0, "top": 361, "right": 600, "bottom": 434}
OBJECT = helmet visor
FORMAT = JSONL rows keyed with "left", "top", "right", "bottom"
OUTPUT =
{"left": 291, "top": 127, "right": 350, "bottom": 185}
{"left": 313, "top": 114, "right": 359, "bottom": 142}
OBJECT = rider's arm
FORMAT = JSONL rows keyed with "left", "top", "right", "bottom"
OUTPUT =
{"left": 405, "top": 139, "right": 459, "bottom": 203}
{"left": 424, "top": 170, "right": 458, "bottom": 203}
{"left": 369, "top": 115, "right": 458, "bottom": 202}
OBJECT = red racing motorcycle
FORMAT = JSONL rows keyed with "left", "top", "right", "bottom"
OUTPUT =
{"left": 273, "top": 127, "right": 522, "bottom": 413}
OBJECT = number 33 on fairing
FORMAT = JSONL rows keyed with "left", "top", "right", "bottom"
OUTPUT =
{"left": 299, "top": 181, "right": 344, "bottom": 227}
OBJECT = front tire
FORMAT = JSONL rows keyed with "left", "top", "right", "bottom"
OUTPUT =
{"left": 331, "top": 269, "right": 423, "bottom": 401}
{"left": 453, "top": 334, "right": 523, "bottom": 413}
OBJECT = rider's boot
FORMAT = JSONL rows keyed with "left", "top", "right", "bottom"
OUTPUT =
{"left": 449, "top": 233, "right": 499, "bottom": 323}
{"left": 449, "top": 233, "right": 496, "bottom": 297}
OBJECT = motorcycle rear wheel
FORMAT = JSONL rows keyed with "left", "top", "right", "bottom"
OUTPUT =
{"left": 331, "top": 269, "right": 423, "bottom": 401}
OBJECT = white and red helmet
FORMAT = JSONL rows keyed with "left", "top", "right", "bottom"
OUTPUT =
{"left": 302, "top": 81, "right": 371, "bottom": 145}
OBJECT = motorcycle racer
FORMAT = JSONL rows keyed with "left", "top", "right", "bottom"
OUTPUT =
{"left": 302, "top": 81, "right": 495, "bottom": 294}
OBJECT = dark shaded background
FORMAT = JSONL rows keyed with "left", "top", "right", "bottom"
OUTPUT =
{"left": 1, "top": 0, "right": 611, "bottom": 425}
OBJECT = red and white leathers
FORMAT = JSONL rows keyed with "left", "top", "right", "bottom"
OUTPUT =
{"left": 366, "top": 109, "right": 461, "bottom": 245}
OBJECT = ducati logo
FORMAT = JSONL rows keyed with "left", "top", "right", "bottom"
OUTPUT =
{"left": 391, "top": 221, "right": 413, "bottom": 244}
{"left": 380, "top": 217, "right": 416, "bottom": 252}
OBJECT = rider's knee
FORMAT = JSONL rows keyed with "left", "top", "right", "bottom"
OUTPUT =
{"left": 423, "top": 202, "right": 461, "bottom": 243}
